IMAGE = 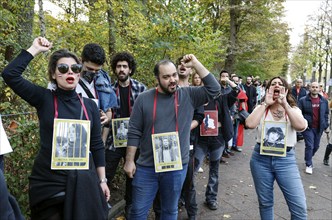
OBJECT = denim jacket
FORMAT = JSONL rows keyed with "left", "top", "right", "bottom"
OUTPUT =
{"left": 95, "top": 69, "right": 118, "bottom": 112}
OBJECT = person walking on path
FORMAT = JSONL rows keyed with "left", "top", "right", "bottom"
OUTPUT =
{"left": 298, "top": 82, "right": 329, "bottom": 174}
{"left": 105, "top": 51, "right": 147, "bottom": 217}
{"left": 291, "top": 78, "right": 307, "bottom": 141}
{"left": 2, "top": 37, "right": 110, "bottom": 219}
{"left": 243, "top": 76, "right": 257, "bottom": 113}
{"left": 246, "top": 76, "right": 308, "bottom": 220}
{"left": 291, "top": 79, "right": 307, "bottom": 103}
{"left": 323, "top": 98, "right": 332, "bottom": 165}
{"left": 194, "top": 76, "right": 239, "bottom": 211}
{"left": 124, "top": 54, "right": 220, "bottom": 219}
{"left": 176, "top": 57, "right": 204, "bottom": 220}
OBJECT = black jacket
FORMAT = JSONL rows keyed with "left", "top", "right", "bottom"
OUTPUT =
{"left": 200, "top": 88, "right": 239, "bottom": 143}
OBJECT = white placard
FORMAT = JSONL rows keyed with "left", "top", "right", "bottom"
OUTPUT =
{"left": 0, "top": 115, "right": 13, "bottom": 155}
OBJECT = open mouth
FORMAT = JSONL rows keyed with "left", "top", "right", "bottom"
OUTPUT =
{"left": 169, "top": 84, "right": 176, "bottom": 89}
{"left": 180, "top": 67, "right": 186, "bottom": 72}
{"left": 66, "top": 76, "right": 75, "bottom": 84}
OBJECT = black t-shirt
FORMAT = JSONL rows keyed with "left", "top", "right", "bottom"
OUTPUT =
{"left": 119, "top": 85, "right": 130, "bottom": 117}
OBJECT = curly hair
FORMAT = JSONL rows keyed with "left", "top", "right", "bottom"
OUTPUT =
{"left": 111, "top": 52, "right": 136, "bottom": 76}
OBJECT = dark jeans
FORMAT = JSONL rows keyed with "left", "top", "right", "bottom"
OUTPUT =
{"left": 0, "top": 155, "right": 4, "bottom": 172}
{"left": 180, "top": 150, "right": 197, "bottom": 217}
{"left": 105, "top": 148, "right": 139, "bottom": 206}
{"left": 302, "top": 128, "right": 322, "bottom": 166}
{"left": 324, "top": 144, "right": 332, "bottom": 160}
{"left": 232, "top": 120, "right": 239, "bottom": 147}
{"left": 194, "top": 135, "right": 225, "bottom": 203}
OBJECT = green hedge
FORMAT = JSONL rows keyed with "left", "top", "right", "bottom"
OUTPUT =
{"left": 3, "top": 114, "right": 39, "bottom": 218}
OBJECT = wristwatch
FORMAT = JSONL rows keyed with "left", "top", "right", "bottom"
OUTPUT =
{"left": 100, "top": 177, "right": 108, "bottom": 183}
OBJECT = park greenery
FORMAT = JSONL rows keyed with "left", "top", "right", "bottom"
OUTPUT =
{"left": 0, "top": 0, "right": 331, "bottom": 218}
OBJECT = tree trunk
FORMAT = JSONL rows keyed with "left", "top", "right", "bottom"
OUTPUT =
{"left": 224, "top": 0, "right": 240, "bottom": 74}
{"left": 3, "top": 0, "right": 34, "bottom": 61}
{"left": 38, "top": 0, "right": 46, "bottom": 37}
{"left": 106, "top": 0, "right": 116, "bottom": 67}
{"left": 18, "top": 0, "right": 35, "bottom": 48}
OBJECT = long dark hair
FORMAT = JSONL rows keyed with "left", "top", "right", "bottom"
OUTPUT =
{"left": 262, "top": 76, "right": 297, "bottom": 107}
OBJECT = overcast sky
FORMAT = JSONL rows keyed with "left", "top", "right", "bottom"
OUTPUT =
{"left": 283, "top": 0, "right": 324, "bottom": 48}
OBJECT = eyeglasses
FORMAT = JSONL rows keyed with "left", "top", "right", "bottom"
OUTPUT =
{"left": 57, "top": 63, "right": 82, "bottom": 74}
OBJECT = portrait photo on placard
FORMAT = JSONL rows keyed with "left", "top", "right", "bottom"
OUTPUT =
{"left": 260, "top": 121, "right": 287, "bottom": 157}
{"left": 112, "top": 117, "right": 130, "bottom": 148}
{"left": 200, "top": 110, "right": 218, "bottom": 136}
{"left": 51, "top": 119, "right": 90, "bottom": 169}
{"left": 152, "top": 132, "right": 182, "bottom": 173}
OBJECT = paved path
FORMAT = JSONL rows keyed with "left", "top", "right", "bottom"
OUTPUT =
{"left": 178, "top": 129, "right": 332, "bottom": 220}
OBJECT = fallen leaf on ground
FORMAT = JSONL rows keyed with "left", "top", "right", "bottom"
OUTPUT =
{"left": 309, "top": 185, "right": 317, "bottom": 189}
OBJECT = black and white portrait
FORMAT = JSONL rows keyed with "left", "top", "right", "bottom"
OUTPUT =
{"left": 52, "top": 119, "right": 90, "bottom": 169}
{"left": 263, "top": 126, "right": 285, "bottom": 148}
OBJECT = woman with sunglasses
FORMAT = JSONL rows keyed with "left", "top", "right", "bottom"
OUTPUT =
{"left": 2, "top": 37, "right": 110, "bottom": 219}
{"left": 245, "top": 76, "right": 308, "bottom": 220}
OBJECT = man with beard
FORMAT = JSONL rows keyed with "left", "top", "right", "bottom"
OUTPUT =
{"left": 124, "top": 54, "right": 220, "bottom": 219}
{"left": 153, "top": 57, "right": 204, "bottom": 220}
{"left": 298, "top": 82, "right": 329, "bottom": 174}
{"left": 243, "top": 76, "right": 257, "bottom": 113}
{"left": 105, "top": 52, "right": 147, "bottom": 217}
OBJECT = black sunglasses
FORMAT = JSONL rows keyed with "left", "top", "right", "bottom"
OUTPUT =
{"left": 57, "top": 63, "right": 82, "bottom": 74}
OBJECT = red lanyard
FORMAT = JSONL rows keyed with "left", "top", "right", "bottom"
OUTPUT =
{"left": 152, "top": 88, "right": 178, "bottom": 134}
{"left": 53, "top": 94, "right": 90, "bottom": 120}
{"left": 116, "top": 82, "right": 132, "bottom": 116}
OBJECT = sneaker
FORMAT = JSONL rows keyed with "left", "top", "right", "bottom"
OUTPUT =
{"left": 323, "top": 159, "right": 329, "bottom": 166}
{"left": 206, "top": 201, "right": 218, "bottom": 210}
{"left": 198, "top": 167, "right": 204, "bottom": 173}
{"left": 231, "top": 146, "right": 242, "bottom": 152}
{"left": 305, "top": 165, "right": 313, "bottom": 174}
{"left": 222, "top": 151, "right": 230, "bottom": 158}
{"left": 226, "top": 148, "right": 235, "bottom": 156}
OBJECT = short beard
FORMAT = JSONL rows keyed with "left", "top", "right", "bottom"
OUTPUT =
{"left": 158, "top": 78, "right": 176, "bottom": 95}
{"left": 118, "top": 74, "right": 129, "bottom": 82}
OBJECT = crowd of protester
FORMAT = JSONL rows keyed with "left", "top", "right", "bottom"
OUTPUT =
{"left": 1, "top": 36, "right": 331, "bottom": 220}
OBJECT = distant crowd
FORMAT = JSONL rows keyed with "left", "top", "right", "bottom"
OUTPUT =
{"left": 1, "top": 37, "right": 331, "bottom": 220}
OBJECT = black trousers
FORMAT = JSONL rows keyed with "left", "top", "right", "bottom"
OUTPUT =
{"left": 105, "top": 147, "right": 139, "bottom": 206}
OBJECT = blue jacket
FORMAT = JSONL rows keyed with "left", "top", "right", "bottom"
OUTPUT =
{"left": 291, "top": 86, "right": 307, "bottom": 103}
{"left": 298, "top": 93, "right": 329, "bottom": 135}
{"left": 95, "top": 69, "right": 118, "bottom": 112}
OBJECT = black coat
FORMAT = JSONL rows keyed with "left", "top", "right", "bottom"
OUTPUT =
{"left": 200, "top": 88, "right": 239, "bottom": 143}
